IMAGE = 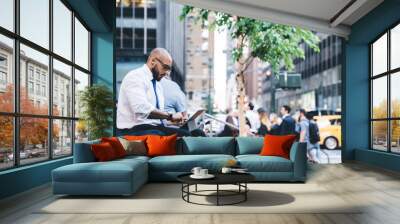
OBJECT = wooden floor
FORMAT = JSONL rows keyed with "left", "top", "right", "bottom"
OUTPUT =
{"left": 1, "top": 162, "right": 400, "bottom": 224}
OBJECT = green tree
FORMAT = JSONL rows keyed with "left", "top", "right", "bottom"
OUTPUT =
{"left": 79, "top": 84, "right": 114, "bottom": 140}
{"left": 180, "top": 6, "right": 320, "bottom": 135}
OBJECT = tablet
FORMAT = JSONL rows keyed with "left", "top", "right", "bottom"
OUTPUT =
{"left": 180, "top": 109, "right": 205, "bottom": 127}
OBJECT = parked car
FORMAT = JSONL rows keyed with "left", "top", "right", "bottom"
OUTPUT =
{"left": 313, "top": 115, "right": 342, "bottom": 150}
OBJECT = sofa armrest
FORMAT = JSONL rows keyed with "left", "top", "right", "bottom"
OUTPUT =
{"left": 73, "top": 140, "right": 100, "bottom": 163}
{"left": 289, "top": 142, "right": 307, "bottom": 182}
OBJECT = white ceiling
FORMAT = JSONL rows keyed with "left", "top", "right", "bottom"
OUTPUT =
{"left": 174, "top": 0, "right": 384, "bottom": 37}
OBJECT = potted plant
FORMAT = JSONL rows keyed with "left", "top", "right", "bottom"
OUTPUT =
{"left": 79, "top": 84, "right": 114, "bottom": 140}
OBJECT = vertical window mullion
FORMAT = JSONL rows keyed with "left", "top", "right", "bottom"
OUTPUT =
{"left": 14, "top": 0, "right": 21, "bottom": 167}
{"left": 387, "top": 30, "right": 391, "bottom": 152}
{"left": 71, "top": 10, "right": 75, "bottom": 156}
{"left": 49, "top": 0, "right": 53, "bottom": 160}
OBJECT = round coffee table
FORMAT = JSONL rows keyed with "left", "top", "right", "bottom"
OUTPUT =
{"left": 177, "top": 173, "right": 255, "bottom": 206}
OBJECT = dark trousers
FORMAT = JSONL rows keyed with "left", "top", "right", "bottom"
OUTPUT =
{"left": 117, "top": 124, "right": 193, "bottom": 137}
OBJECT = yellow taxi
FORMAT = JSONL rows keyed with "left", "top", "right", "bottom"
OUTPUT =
{"left": 313, "top": 115, "right": 342, "bottom": 149}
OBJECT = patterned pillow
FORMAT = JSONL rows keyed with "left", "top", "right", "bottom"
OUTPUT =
{"left": 118, "top": 137, "right": 147, "bottom": 156}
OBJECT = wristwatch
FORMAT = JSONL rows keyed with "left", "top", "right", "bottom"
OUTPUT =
{"left": 167, "top": 113, "right": 173, "bottom": 121}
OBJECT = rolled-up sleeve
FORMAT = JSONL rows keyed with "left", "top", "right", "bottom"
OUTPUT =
{"left": 124, "top": 77, "right": 155, "bottom": 118}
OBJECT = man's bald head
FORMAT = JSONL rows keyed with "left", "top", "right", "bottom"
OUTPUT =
{"left": 147, "top": 48, "right": 173, "bottom": 81}
{"left": 148, "top": 48, "right": 172, "bottom": 63}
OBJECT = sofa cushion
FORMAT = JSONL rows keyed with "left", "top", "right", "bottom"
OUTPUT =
{"left": 180, "top": 137, "right": 235, "bottom": 155}
{"left": 149, "top": 154, "right": 235, "bottom": 172}
{"left": 91, "top": 142, "right": 118, "bottom": 162}
{"left": 53, "top": 158, "right": 147, "bottom": 183}
{"left": 101, "top": 137, "right": 127, "bottom": 158}
{"left": 146, "top": 134, "right": 178, "bottom": 157}
{"left": 236, "top": 155, "right": 293, "bottom": 172}
{"left": 260, "top": 134, "right": 297, "bottom": 159}
{"left": 236, "top": 137, "right": 264, "bottom": 155}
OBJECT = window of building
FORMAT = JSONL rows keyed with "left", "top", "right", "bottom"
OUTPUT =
{"left": 0, "top": 0, "right": 91, "bottom": 170}
{"left": 122, "top": 28, "right": 133, "bottom": 49}
{"left": 370, "top": 22, "right": 400, "bottom": 154}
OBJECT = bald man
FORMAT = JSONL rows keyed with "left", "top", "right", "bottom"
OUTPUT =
{"left": 116, "top": 48, "right": 192, "bottom": 136}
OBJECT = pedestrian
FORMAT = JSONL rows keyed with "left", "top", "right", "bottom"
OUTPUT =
{"left": 279, "top": 105, "right": 296, "bottom": 135}
{"left": 298, "top": 109, "right": 319, "bottom": 163}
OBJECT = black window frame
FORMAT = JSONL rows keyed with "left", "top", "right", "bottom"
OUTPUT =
{"left": 369, "top": 20, "right": 400, "bottom": 154}
{"left": 0, "top": 0, "right": 92, "bottom": 171}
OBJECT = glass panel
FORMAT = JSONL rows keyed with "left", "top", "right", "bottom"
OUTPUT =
{"left": 74, "top": 18, "right": 89, "bottom": 70}
{"left": 20, "top": 117, "right": 49, "bottom": 165}
{"left": 391, "top": 24, "right": 400, "bottom": 70}
{"left": 20, "top": 44, "right": 49, "bottom": 115}
{"left": 74, "top": 69, "right": 89, "bottom": 118}
{"left": 372, "top": 121, "right": 388, "bottom": 151}
{"left": 391, "top": 72, "right": 400, "bottom": 118}
{"left": 372, "top": 33, "right": 387, "bottom": 76}
{"left": 0, "top": 35, "right": 14, "bottom": 112}
{"left": 391, "top": 120, "right": 400, "bottom": 153}
{"left": 372, "top": 76, "right": 387, "bottom": 119}
{"left": 0, "top": 0, "right": 14, "bottom": 31}
{"left": 53, "top": 0, "right": 72, "bottom": 60}
{"left": 53, "top": 59, "right": 72, "bottom": 117}
{"left": 20, "top": 0, "right": 49, "bottom": 49}
{"left": 53, "top": 119, "right": 72, "bottom": 157}
{"left": 0, "top": 116, "right": 14, "bottom": 170}
{"left": 75, "top": 120, "right": 88, "bottom": 143}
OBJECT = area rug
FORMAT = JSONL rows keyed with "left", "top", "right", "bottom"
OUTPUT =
{"left": 37, "top": 183, "right": 362, "bottom": 214}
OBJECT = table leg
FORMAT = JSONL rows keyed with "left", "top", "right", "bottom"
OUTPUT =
{"left": 245, "top": 183, "right": 247, "bottom": 201}
{"left": 217, "top": 184, "right": 219, "bottom": 206}
{"left": 195, "top": 184, "right": 198, "bottom": 192}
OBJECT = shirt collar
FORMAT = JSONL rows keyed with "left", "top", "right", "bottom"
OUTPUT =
{"left": 143, "top": 64, "right": 154, "bottom": 81}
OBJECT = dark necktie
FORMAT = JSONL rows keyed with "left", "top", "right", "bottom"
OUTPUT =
{"left": 151, "top": 79, "right": 164, "bottom": 126}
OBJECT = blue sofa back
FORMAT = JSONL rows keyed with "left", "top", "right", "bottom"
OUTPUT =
{"left": 74, "top": 136, "right": 300, "bottom": 163}
{"left": 179, "top": 137, "right": 236, "bottom": 155}
{"left": 236, "top": 137, "right": 264, "bottom": 155}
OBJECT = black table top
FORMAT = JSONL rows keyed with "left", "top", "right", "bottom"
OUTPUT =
{"left": 177, "top": 172, "right": 255, "bottom": 185}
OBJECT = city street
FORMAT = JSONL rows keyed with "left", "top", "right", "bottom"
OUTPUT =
{"left": 319, "top": 149, "right": 342, "bottom": 164}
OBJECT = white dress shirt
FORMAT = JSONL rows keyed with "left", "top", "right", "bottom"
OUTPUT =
{"left": 117, "top": 64, "right": 164, "bottom": 129}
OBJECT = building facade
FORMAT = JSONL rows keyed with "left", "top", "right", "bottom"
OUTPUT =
{"left": 261, "top": 34, "right": 343, "bottom": 113}
{"left": 115, "top": 0, "right": 186, "bottom": 96}
{"left": 184, "top": 16, "right": 214, "bottom": 112}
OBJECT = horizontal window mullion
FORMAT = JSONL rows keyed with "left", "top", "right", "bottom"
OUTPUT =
{"left": 0, "top": 113, "right": 77, "bottom": 120}
{"left": 370, "top": 68, "right": 400, "bottom": 80}
{"left": 1, "top": 29, "right": 89, "bottom": 73}
{"left": 74, "top": 65, "right": 90, "bottom": 74}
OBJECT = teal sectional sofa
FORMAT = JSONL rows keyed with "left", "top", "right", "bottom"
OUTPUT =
{"left": 52, "top": 137, "right": 307, "bottom": 196}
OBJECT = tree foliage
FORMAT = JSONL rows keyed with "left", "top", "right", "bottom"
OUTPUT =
{"left": 180, "top": 6, "right": 320, "bottom": 73}
{"left": 0, "top": 85, "right": 58, "bottom": 151}
{"left": 79, "top": 84, "right": 114, "bottom": 140}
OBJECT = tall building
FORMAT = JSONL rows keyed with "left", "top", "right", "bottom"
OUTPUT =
{"left": 261, "top": 34, "right": 343, "bottom": 113}
{"left": 184, "top": 16, "right": 214, "bottom": 112}
{"left": 115, "top": 0, "right": 186, "bottom": 96}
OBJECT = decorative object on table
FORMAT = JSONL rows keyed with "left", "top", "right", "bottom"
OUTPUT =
{"left": 222, "top": 167, "right": 249, "bottom": 174}
{"left": 177, "top": 173, "right": 255, "bottom": 206}
{"left": 225, "top": 159, "right": 238, "bottom": 168}
{"left": 190, "top": 167, "right": 214, "bottom": 179}
{"left": 79, "top": 84, "right": 114, "bottom": 140}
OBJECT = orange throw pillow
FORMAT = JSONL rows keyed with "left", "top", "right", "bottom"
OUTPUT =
{"left": 259, "top": 134, "right": 297, "bottom": 159}
{"left": 91, "top": 142, "right": 118, "bottom": 162}
{"left": 124, "top": 135, "right": 149, "bottom": 142}
{"left": 146, "top": 134, "right": 177, "bottom": 157}
{"left": 101, "top": 137, "right": 127, "bottom": 158}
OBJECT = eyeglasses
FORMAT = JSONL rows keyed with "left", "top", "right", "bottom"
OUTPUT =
{"left": 154, "top": 58, "right": 172, "bottom": 71}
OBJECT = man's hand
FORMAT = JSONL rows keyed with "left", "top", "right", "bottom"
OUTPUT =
{"left": 170, "top": 113, "right": 183, "bottom": 123}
